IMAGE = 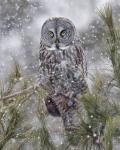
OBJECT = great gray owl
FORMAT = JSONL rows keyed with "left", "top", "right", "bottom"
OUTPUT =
{"left": 39, "top": 17, "right": 88, "bottom": 130}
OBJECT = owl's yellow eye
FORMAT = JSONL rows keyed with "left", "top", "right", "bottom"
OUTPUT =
{"left": 48, "top": 31, "right": 54, "bottom": 38}
{"left": 60, "top": 30, "right": 66, "bottom": 37}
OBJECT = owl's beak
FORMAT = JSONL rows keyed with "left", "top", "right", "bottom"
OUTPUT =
{"left": 55, "top": 38, "right": 59, "bottom": 44}
{"left": 55, "top": 39, "right": 60, "bottom": 50}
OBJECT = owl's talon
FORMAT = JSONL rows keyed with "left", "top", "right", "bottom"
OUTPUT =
{"left": 33, "top": 84, "right": 39, "bottom": 90}
{"left": 68, "top": 100, "right": 76, "bottom": 108}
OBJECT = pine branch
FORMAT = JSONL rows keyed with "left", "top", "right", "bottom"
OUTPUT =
{"left": 0, "top": 85, "right": 37, "bottom": 101}
{"left": 0, "top": 82, "right": 51, "bottom": 104}
{"left": 98, "top": 3, "right": 120, "bottom": 86}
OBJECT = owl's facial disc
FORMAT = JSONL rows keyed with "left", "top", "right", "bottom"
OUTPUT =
{"left": 43, "top": 35, "right": 71, "bottom": 51}
{"left": 41, "top": 17, "right": 76, "bottom": 51}
{"left": 47, "top": 37, "right": 70, "bottom": 51}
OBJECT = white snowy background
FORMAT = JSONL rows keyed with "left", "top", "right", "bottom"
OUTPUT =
{"left": 0, "top": 0, "right": 120, "bottom": 149}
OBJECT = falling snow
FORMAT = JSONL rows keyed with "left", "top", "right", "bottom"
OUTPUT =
{"left": 0, "top": 0, "right": 120, "bottom": 149}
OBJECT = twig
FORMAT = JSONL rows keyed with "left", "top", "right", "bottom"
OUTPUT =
{"left": 0, "top": 83, "right": 50, "bottom": 102}
{"left": 0, "top": 85, "right": 39, "bottom": 101}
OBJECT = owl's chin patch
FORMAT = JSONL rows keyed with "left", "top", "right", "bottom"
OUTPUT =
{"left": 46, "top": 45, "right": 69, "bottom": 51}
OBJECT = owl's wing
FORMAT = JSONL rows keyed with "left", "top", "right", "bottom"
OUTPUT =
{"left": 39, "top": 42, "right": 46, "bottom": 64}
{"left": 74, "top": 40, "right": 87, "bottom": 77}
{"left": 38, "top": 42, "right": 49, "bottom": 86}
{"left": 59, "top": 41, "right": 88, "bottom": 131}
{"left": 39, "top": 42, "right": 55, "bottom": 93}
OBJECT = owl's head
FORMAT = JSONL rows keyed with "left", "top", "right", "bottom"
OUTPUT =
{"left": 41, "top": 17, "right": 76, "bottom": 51}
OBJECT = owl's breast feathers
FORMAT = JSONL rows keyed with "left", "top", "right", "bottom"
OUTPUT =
{"left": 39, "top": 42, "right": 87, "bottom": 97}
{"left": 39, "top": 42, "right": 86, "bottom": 72}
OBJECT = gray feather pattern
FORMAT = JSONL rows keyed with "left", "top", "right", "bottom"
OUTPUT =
{"left": 39, "top": 17, "right": 88, "bottom": 129}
